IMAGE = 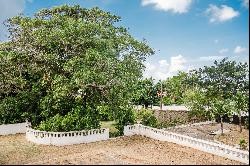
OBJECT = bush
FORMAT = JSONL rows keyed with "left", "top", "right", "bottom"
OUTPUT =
{"left": 36, "top": 106, "right": 100, "bottom": 132}
{"left": 239, "top": 138, "right": 247, "bottom": 150}
{"left": 0, "top": 91, "right": 39, "bottom": 125}
{"left": 115, "top": 106, "right": 136, "bottom": 135}
{"left": 97, "top": 105, "right": 114, "bottom": 121}
{"left": 136, "top": 109, "right": 158, "bottom": 128}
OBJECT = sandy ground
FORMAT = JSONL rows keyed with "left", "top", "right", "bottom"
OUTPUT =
{"left": 0, "top": 134, "right": 245, "bottom": 165}
{"left": 165, "top": 123, "right": 249, "bottom": 150}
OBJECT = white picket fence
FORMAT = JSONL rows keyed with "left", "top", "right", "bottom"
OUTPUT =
{"left": 0, "top": 122, "right": 29, "bottom": 135}
{"left": 26, "top": 128, "right": 109, "bottom": 146}
{"left": 124, "top": 124, "right": 249, "bottom": 164}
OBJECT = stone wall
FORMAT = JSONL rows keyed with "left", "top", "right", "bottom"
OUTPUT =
{"left": 152, "top": 110, "right": 203, "bottom": 123}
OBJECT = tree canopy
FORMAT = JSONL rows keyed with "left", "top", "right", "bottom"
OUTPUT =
{"left": 0, "top": 5, "right": 154, "bottom": 132}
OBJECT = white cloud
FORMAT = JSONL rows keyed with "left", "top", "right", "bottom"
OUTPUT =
{"left": 205, "top": 4, "right": 240, "bottom": 23}
{"left": 198, "top": 56, "right": 226, "bottom": 61}
{"left": 234, "top": 46, "right": 247, "bottom": 54}
{"left": 0, "top": 0, "right": 26, "bottom": 41}
{"left": 242, "top": 0, "right": 249, "bottom": 8}
{"left": 169, "top": 54, "right": 187, "bottom": 72}
{"left": 143, "top": 54, "right": 187, "bottom": 81}
{"left": 141, "top": 0, "right": 193, "bottom": 14}
{"left": 219, "top": 48, "right": 229, "bottom": 54}
{"left": 144, "top": 60, "right": 170, "bottom": 81}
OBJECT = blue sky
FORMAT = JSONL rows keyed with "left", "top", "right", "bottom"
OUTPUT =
{"left": 0, "top": 0, "right": 249, "bottom": 81}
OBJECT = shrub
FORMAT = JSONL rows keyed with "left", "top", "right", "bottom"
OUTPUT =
{"left": 97, "top": 105, "right": 114, "bottom": 121}
{"left": 36, "top": 106, "right": 100, "bottom": 132}
{"left": 115, "top": 106, "right": 136, "bottom": 135}
{"left": 239, "top": 139, "right": 247, "bottom": 150}
{"left": 0, "top": 91, "right": 39, "bottom": 125}
{"left": 136, "top": 109, "right": 158, "bottom": 128}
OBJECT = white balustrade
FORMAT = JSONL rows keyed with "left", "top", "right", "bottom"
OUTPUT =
{"left": 124, "top": 124, "right": 249, "bottom": 164}
{"left": 26, "top": 127, "right": 109, "bottom": 146}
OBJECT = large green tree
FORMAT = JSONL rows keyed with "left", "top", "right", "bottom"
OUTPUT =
{"left": 131, "top": 78, "right": 158, "bottom": 108}
{"left": 0, "top": 5, "right": 154, "bottom": 131}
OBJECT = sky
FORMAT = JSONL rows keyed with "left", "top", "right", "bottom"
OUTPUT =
{"left": 0, "top": 0, "right": 249, "bottom": 81}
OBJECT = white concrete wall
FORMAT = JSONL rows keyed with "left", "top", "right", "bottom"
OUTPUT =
{"left": 0, "top": 122, "right": 28, "bottom": 135}
{"left": 124, "top": 124, "right": 249, "bottom": 164}
{"left": 26, "top": 128, "right": 109, "bottom": 146}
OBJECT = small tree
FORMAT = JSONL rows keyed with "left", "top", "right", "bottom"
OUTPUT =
{"left": 211, "top": 98, "right": 234, "bottom": 134}
{"left": 161, "top": 71, "right": 188, "bottom": 105}
{"left": 183, "top": 88, "right": 211, "bottom": 122}
{"left": 232, "top": 91, "right": 249, "bottom": 132}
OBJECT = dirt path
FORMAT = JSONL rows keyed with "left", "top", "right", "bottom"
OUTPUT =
{"left": 0, "top": 134, "right": 245, "bottom": 165}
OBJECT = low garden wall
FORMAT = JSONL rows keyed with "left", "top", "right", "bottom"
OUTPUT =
{"left": 0, "top": 122, "right": 29, "bottom": 135}
{"left": 26, "top": 128, "right": 109, "bottom": 146}
{"left": 124, "top": 124, "right": 249, "bottom": 164}
{"left": 164, "top": 120, "right": 216, "bottom": 130}
{"left": 152, "top": 110, "right": 203, "bottom": 123}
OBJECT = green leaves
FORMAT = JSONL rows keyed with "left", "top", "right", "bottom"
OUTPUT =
{"left": 131, "top": 78, "right": 158, "bottom": 108}
{"left": 0, "top": 5, "right": 153, "bottom": 132}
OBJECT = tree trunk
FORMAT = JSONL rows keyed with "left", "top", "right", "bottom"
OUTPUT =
{"left": 239, "top": 113, "right": 242, "bottom": 133}
{"left": 220, "top": 116, "right": 224, "bottom": 135}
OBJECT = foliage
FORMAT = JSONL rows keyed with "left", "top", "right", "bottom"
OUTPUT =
{"left": 184, "top": 88, "right": 211, "bottom": 121}
{"left": 211, "top": 98, "right": 234, "bottom": 120}
{"left": 211, "top": 98, "right": 235, "bottom": 134}
{"left": 183, "top": 58, "right": 249, "bottom": 130}
{"left": 239, "top": 138, "right": 247, "bottom": 150}
{"left": 97, "top": 105, "right": 114, "bottom": 121}
{"left": 132, "top": 78, "right": 158, "bottom": 108}
{"left": 195, "top": 58, "right": 248, "bottom": 100}
{"left": 0, "top": 91, "right": 39, "bottom": 125}
{"left": 231, "top": 91, "right": 249, "bottom": 132}
{"left": 161, "top": 71, "right": 188, "bottom": 105}
{"left": 136, "top": 109, "right": 158, "bottom": 127}
{"left": 0, "top": 5, "right": 153, "bottom": 129}
{"left": 36, "top": 106, "right": 100, "bottom": 132}
{"left": 115, "top": 106, "right": 136, "bottom": 135}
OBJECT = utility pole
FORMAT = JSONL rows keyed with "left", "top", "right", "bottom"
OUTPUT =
{"left": 160, "top": 81, "right": 163, "bottom": 110}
